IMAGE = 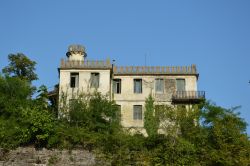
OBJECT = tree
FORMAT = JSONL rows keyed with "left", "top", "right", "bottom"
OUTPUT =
{"left": 201, "top": 102, "right": 250, "bottom": 165}
{"left": 144, "top": 95, "right": 159, "bottom": 137}
{"left": 2, "top": 53, "right": 38, "bottom": 82}
{"left": 0, "top": 75, "right": 33, "bottom": 116}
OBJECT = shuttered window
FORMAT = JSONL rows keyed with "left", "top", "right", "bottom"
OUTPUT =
{"left": 114, "top": 104, "right": 121, "bottom": 123}
{"left": 155, "top": 78, "right": 164, "bottom": 93}
{"left": 90, "top": 73, "right": 100, "bottom": 88}
{"left": 133, "top": 105, "right": 142, "bottom": 120}
{"left": 134, "top": 79, "right": 142, "bottom": 93}
{"left": 176, "top": 79, "right": 185, "bottom": 91}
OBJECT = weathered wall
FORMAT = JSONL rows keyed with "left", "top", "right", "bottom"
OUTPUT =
{"left": 0, "top": 147, "right": 100, "bottom": 166}
{"left": 59, "top": 69, "right": 111, "bottom": 100}
{"left": 59, "top": 68, "right": 198, "bottom": 130}
{"left": 114, "top": 75, "right": 197, "bottom": 128}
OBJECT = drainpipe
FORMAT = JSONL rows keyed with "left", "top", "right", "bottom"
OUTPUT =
{"left": 110, "top": 60, "right": 115, "bottom": 101}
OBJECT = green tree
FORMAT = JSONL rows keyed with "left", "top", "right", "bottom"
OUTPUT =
{"left": 2, "top": 53, "right": 38, "bottom": 82}
{"left": 35, "top": 85, "right": 49, "bottom": 109}
{"left": 201, "top": 102, "right": 250, "bottom": 165}
{"left": 0, "top": 75, "right": 33, "bottom": 116}
{"left": 144, "top": 95, "right": 159, "bottom": 137}
{"left": 67, "top": 92, "right": 121, "bottom": 133}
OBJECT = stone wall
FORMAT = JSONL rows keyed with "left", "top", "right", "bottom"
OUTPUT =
{"left": 0, "top": 147, "right": 100, "bottom": 166}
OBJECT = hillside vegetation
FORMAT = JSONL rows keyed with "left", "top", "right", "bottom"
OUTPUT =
{"left": 0, "top": 54, "right": 249, "bottom": 165}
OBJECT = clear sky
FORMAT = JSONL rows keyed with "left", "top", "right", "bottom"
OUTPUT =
{"left": 0, "top": 0, "right": 250, "bottom": 133}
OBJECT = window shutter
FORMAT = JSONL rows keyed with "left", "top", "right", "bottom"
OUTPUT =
{"left": 176, "top": 79, "right": 185, "bottom": 91}
{"left": 165, "top": 79, "right": 176, "bottom": 94}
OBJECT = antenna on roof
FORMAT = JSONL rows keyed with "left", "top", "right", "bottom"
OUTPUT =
{"left": 144, "top": 53, "right": 147, "bottom": 66}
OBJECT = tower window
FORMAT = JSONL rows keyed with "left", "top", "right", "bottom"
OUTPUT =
{"left": 90, "top": 73, "right": 100, "bottom": 88}
{"left": 70, "top": 73, "right": 79, "bottom": 88}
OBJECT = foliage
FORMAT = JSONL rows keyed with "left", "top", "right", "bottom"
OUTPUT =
{"left": 200, "top": 102, "right": 250, "bottom": 165}
{"left": 0, "top": 75, "right": 33, "bottom": 116}
{"left": 2, "top": 53, "right": 38, "bottom": 82}
{"left": 0, "top": 117, "right": 31, "bottom": 149}
{"left": 20, "top": 107, "right": 55, "bottom": 147}
{"left": 35, "top": 85, "right": 49, "bottom": 109}
{"left": 0, "top": 54, "right": 250, "bottom": 165}
{"left": 62, "top": 92, "right": 121, "bottom": 133}
{"left": 144, "top": 94, "right": 159, "bottom": 137}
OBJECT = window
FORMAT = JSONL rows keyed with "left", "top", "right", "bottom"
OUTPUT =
{"left": 90, "top": 73, "right": 100, "bottom": 88}
{"left": 113, "top": 79, "right": 121, "bottom": 94}
{"left": 70, "top": 73, "right": 79, "bottom": 88}
{"left": 133, "top": 105, "right": 142, "bottom": 120}
{"left": 176, "top": 79, "right": 185, "bottom": 91}
{"left": 114, "top": 105, "right": 121, "bottom": 122}
{"left": 134, "top": 79, "right": 142, "bottom": 93}
{"left": 155, "top": 78, "right": 164, "bottom": 93}
{"left": 155, "top": 105, "right": 164, "bottom": 121}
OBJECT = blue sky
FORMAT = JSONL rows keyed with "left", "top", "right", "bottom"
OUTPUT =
{"left": 0, "top": 0, "right": 250, "bottom": 133}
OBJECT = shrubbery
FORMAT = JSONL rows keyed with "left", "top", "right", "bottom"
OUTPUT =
{"left": 0, "top": 54, "right": 250, "bottom": 165}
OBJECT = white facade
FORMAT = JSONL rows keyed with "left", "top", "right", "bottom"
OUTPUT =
{"left": 58, "top": 45, "right": 204, "bottom": 132}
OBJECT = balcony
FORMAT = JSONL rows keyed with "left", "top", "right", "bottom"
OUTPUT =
{"left": 172, "top": 91, "right": 205, "bottom": 104}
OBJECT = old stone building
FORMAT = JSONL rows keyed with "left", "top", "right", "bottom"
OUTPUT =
{"left": 58, "top": 44, "right": 205, "bottom": 132}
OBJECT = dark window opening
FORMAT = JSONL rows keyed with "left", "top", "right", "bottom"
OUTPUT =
{"left": 113, "top": 79, "right": 121, "bottom": 94}
{"left": 70, "top": 73, "right": 79, "bottom": 88}
{"left": 134, "top": 79, "right": 142, "bottom": 93}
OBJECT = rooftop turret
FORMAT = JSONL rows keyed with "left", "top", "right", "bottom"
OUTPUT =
{"left": 66, "top": 44, "right": 87, "bottom": 61}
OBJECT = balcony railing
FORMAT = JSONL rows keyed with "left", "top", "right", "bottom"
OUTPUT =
{"left": 172, "top": 91, "right": 205, "bottom": 103}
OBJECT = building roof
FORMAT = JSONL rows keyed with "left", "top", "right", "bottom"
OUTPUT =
{"left": 113, "top": 65, "right": 198, "bottom": 76}
{"left": 59, "top": 58, "right": 198, "bottom": 77}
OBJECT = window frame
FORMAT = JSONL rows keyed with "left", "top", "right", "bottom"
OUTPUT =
{"left": 176, "top": 78, "right": 186, "bottom": 91}
{"left": 155, "top": 78, "right": 164, "bottom": 93}
{"left": 70, "top": 72, "right": 79, "bottom": 88}
{"left": 90, "top": 72, "right": 100, "bottom": 88}
{"left": 113, "top": 79, "right": 122, "bottom": 94}
{"left": 133, "top": 105, "right": 142, "bottom": 120}
{"left": 134, "top": 79, "right": 142, "bottom": 94}
{"left": 114, "top": 104, "right": 121, "bottom": 123}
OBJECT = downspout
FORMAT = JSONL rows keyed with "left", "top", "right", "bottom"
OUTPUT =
{"left": 110, "top": 60, "right": 115, "bottom": 101}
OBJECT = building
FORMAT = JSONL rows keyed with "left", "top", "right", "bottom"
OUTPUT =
{"left": 58, "top": 44, "right": 205, "bottom": 133}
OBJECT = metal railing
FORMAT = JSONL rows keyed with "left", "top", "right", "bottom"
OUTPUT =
{"left": 172, "top": 91, "right": 205, "bottom": 100}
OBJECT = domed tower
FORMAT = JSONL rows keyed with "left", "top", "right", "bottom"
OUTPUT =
{"left": 66, "top": 44, "right": 87, "bottom": 61}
